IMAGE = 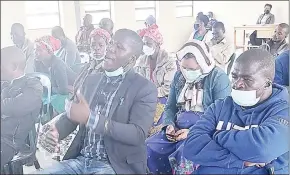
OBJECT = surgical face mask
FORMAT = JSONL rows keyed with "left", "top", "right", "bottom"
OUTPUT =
{"left": 231, "top": 89, "right": 262, "bottom": 107}
{"left": 183, "top": 69, "right": 202, "bottom": 83}
{"left": 143, "top": 45, "right": 155, "bottom": 56}
{"left": 194, "top": 24, "right": 200, "bottom": 31}
{"left": 105, "top": 66, "right": 124, "bottom": 77}
{"left": 90, "top": 52, "right": 105, "bottom": 61}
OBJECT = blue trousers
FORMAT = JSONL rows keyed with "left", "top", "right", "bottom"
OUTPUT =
{"left": 34, "top": 156, "right": 115, "bottom": 174}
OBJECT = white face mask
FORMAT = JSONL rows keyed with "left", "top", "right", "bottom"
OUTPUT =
{"left": 90, "top": 52, "right": 105, "bottom": 61}
{"left": 183, "top": 69, "right": 202, "bottom": 83}
{"left": 231, "top": 89, "right": 261, "bottom": 107}
{"left": 143, "top": 45, "right": 155, "bottom": 56}
{"left": 105, "top": 67, "right": 124, "bottom": 77}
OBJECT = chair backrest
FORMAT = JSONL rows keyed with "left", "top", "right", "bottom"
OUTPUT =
{"left": 226, "top": 53, "right": 236, "bottom": 75}
{"left": 27, "top": 72, "right": 51, "bottom": 103}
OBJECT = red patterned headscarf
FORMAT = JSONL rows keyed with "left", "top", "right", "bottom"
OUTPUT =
{"left": 89, "top": 28, "right": 111, "bottom": 44}
{"left": 143, "top": 27, "right": 163, "bottom": 45}
{"left": 35, "top": 35, "right": 61, "bottom": 55}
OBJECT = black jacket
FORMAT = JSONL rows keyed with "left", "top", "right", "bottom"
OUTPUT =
{"left": 55, "top": 70, "right": 157, "bottom": 174}
{"left": 1, "top": 76, "right": 43, "bottom": 150}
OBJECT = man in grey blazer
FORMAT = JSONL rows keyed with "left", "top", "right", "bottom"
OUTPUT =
{"left": 250, "top": 4, "right": 275, "bottom": 46}
{"left": 36, "top": 29, "right": 158, "bottom": 174}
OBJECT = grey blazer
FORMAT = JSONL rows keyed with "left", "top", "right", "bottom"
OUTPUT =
{"left": 256, "top": 13, "right": 275, "bottom": 24}
{"left": 55, "top": 70, "right": 157, "bottom": 174}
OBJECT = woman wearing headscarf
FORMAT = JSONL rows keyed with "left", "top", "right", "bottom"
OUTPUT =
{"left": 135, "top": 28, "right": 177, "bottom": 136}
{"left": 34, "top": 35, "right": 77, "bottom": 119}
{"left": 188, "top": 14, "right": 213, "bottom": 43}
{"left": 146, "top": 39, "right": 231, "bottom": 174}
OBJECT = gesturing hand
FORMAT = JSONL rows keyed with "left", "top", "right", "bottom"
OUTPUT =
{"left": 65, "top": 91, "right": 90, "bottom": 124}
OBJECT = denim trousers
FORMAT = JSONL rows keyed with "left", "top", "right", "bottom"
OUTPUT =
{"left": 34, "top": 156, "right": 115, "bottom": 174}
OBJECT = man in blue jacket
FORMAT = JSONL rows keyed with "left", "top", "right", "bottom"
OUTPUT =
{"left": 184, "top": 48, "right": 289, "bottom": 174}
{"left": 274, "top": 50, "right": 289, "bottom": 86}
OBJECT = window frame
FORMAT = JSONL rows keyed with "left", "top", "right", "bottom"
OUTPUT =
{"left": 25, "top": 1, "right": 61, "bottom": 30}
{"left": 134, "top": 1, "right": 156, "bottom": 22}
{"left": 81, "top": 1, "right": 112, "bottom": 26}
{"left": 175, "top": 1, "right": 193, "bottom": 18}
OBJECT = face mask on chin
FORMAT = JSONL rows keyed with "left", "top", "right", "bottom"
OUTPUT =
{"left": 143, "top": 45, "right": 155, "bottom": 56}
{"left": 90, "top": 52, "right": 105, "bottom": 61}
{"left": 231, "top": 82, "right": 269, "bottom": 107}
{"left": 104, "top": 66, "right": 124, "bottom": 77}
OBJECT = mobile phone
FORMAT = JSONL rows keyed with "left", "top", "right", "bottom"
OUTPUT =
{"left": 166, "top": 133, "right": 176, "bottom": 138}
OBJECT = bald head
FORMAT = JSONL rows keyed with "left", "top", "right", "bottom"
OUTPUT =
{"left": 116, "top": 29, "right": 143, "bottom": 57}
{"left": 11, "top": 23, "right": 26, "bottom": 47}
{"left": 99, "top": 18, "right": 114, "bottom": 36}
{"left": 51, "top": 26, "right": 66, "bottom": 41}
{"left": 103, "top": 29, "right": 143, "bottom": 71}
{"left": 278, "top": 23, "right": 289, "bottom": 35}
{"left": 235, "top": 48, "right": 275, "bottom": 81}
{"left": 1, "top": 46, "right": 26, "bottom": 80}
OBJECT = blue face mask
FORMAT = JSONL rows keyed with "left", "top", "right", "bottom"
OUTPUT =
{"left": 183, "top": 69, "right": 202, "bottom": 83}
{"left": 105, "top": 67, "right": 124, "bottom": 77}
{"left": 194, "top": 24, "right": 200, "bottom": 31}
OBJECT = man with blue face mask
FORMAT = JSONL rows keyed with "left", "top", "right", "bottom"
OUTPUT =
{"left": 184, "top": 48, "right": 289, "bottom": 174}
{"left": 35, "top": 29, "right": 158, "bottom": 174}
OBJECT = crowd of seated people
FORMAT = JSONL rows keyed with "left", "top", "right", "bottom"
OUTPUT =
{"left": 1, "top": 11, "right": 289, "bottom": 175}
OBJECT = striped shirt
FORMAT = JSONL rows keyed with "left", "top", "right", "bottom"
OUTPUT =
{"left": 80, "top": 74, "right": 124, "bottom": 161}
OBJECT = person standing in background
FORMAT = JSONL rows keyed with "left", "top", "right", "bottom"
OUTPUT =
{"left": 10, "top": 23, "right": 35, "bottom": 73}
{"left": 249, "top": 4, "right": 275, "bottom": 46}
{"left": 207, "top": 22, "right": 235, "bottom": 71}
{"left": 52, "top": 26, "right": 81, "bottom": 71}
{"left": 75, "top": 14, "right": 95, "bottom": 62}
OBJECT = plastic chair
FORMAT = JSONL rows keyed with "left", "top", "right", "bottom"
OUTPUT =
{"left": 28, "top": 73, "right": 52, "bottom": 125}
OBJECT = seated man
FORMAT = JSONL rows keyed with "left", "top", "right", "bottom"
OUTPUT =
{"left": 52, "top": 26, "right": 81, "bottom": 71}
{"left": 261, "top": 23, "right": 289, "bottom": 57}
{"left": 35, "top": 29, "right": 157, "bottom": 174}
{"left": 184, "top": 48, "right": 289, "bottom": 174}
{"left": 34, "top": 35, "right": 77, "bottom": 115}
{"left": 274, "top": 50, "right": 289, "bottom": 86}
{"left": 207, "top": 22, "right": 235, "bottom": 71}
{"left": 99, "top": 18, "right": 114, "bottom": 37}
{"left": 146, "top": 39, "right": 231, "bottom": 174}
{"left": 10, "top": 23, "right": 35, "bottom": 73}
{"left": 249, "top": 4, "right": 275, "bottom": 46}
{"left": 135, "top": 27, "right": 177, "bottom": 136}
{"left": 1, "top": 46, "right": 43, "bottom": 168}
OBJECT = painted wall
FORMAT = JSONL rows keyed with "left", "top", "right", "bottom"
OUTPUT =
{"left": 1, "top": 1, "right": 289, "bottom": 52}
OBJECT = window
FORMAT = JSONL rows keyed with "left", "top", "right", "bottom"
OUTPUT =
{"left": 134, "top": 1, "right": 156, "bottom": 21}
{"left": 81, "top": 1, "right": 111, "bottom": 26}
{"left": 175, "top": 1, "right": 193, "bottom": 18}
{"left": 25, "top": 1, "right": 60, "bottom": 30}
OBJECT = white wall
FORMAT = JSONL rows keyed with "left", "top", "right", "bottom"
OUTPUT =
{"left": 1, "top": 1, "right": 289, "bottom": 52}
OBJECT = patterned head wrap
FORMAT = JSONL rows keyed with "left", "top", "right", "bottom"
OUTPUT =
{"left": 89, "top": 28, "right": 111, "bottom": 44}
{"left": 143, "top": 27, "right": 164, "bottom": 45}
{"left": 35, "top": 35, "right": 61, "bottom": 55}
